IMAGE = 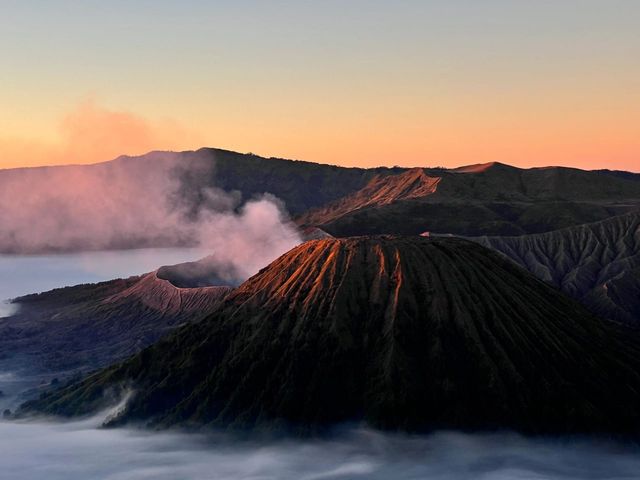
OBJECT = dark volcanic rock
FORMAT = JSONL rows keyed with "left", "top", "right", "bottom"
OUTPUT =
{"left": 298, "top": 163, "right": 640, "bottom": 236}
{"left": 157, "top": 256, "right": 238, "bottom": 288}
{"left": 472, "top": 212, "right": 640, "bottom": 324}
{"left": 298, "top": 168, "right": 441, "bottom": 227}
{"left": 21, "top": 237, "right": 640, "bottom": 435}
{"left": 0, "top": 268, "right": 232, "bottom": 378}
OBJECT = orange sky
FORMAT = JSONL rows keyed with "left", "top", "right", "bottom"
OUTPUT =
{"left": 1, "top": 2, "right": 638, "bottom": 172}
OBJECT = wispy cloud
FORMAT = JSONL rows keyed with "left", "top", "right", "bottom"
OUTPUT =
{"left": 0, "top": 100, "right": 202, "bottom": 168}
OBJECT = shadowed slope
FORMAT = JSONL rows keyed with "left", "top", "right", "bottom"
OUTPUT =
{"left": 472, "top": 212, "right": 640, "bottom": 324}
{"left": 20, "top": 237, "right": 640, "bottom": 435}
{"left": 0, "top": 263, "right": 232, "bottom": 379}
{"left": 299, "top": 164, "right": 640, "bottom": 236}
{"left": 298, "top": 168, "right": 441, "bottom": 226}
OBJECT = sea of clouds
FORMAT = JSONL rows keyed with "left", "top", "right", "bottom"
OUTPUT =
{"left": 2, "top": 415, "right": 640, "bottom": 480}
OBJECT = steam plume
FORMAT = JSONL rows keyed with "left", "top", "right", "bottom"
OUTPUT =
{"left": 0, "top": 150, "right": 302, "bottom": 282}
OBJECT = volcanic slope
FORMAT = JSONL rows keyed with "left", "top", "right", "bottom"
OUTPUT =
{"left": 299, "top": 168, "right": 441, "bottom": 226}
{"left": 0, "top": 258, "right": 232, "bottom": 380}
{"left": 472, "top": 212, "right": 640, "bottom": 324}
{"left": 298, "top": 162, "right": 640, "bottom": 236}
{"left": 21, "top": 237, "right": 640, "bottom": 435}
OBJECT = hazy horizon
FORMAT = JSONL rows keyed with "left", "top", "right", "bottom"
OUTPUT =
{"left": 2, "top": 1, "right": 638, "bottom": 171}
{"left": 1, "top": 146, "right": 639, "bottom": 174}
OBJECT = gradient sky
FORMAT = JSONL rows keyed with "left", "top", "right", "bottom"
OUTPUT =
{"left": 1, "top": 0, "right": 639, "bottom": 170}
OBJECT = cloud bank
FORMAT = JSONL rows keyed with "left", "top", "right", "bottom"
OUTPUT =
{"left": 1, "top": 418, "right": 640, "bottom": 480}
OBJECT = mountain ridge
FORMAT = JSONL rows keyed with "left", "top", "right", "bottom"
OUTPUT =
{"left": 471, "top": 211, "right": 640, "bottom": 324}
{"left": 299, "top": 163, "right": 640, "bottom": 236}
{"left": 3, "top": 148, "right": 640, "bottom": 253}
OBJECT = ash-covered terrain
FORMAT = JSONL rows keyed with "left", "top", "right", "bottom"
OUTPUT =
{"left": 471, "top": 212, "right": 640, "bottom": 324}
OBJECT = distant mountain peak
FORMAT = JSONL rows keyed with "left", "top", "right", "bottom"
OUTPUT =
{"left": 452, "top": 161, "right": 516, "bottom": 173}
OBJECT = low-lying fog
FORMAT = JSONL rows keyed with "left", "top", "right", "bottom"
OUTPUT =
{"left": 2, "top": 416, "right": 639, "bottom": 480}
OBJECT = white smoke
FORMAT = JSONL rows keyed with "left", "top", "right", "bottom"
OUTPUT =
{"left": 0, "top": 300, "right": 19, "bottom": 318}
{"left": 193, "top": 194, "right": 301, "bottom": 281}
{"left": 0, "top": 151, "right": 302, "bottom": 282}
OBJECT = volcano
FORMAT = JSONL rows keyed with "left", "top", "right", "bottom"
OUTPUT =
{"left": 0, "top": 259, "right": 232, "bottom": 382}
{"left": 21, "top": 236, "right": 640, "bottom": 434}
